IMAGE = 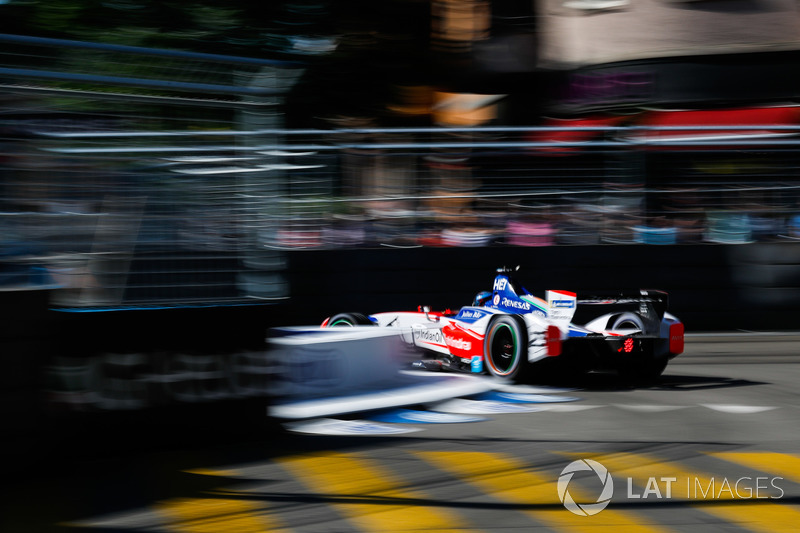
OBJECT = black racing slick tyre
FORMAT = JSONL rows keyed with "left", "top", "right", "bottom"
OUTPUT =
{"left": 484, "top": 315, "right": 527, "bottom": 381}
{"left": 612, "top": 313, "right": 645, "bottom": 331}
{"left": 326, "top": 312, "right": 374, "bottom": 327}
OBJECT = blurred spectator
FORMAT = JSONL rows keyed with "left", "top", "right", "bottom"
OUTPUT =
{"left": 633, "top": 217, "right": 677, "bottom": 245}
{"left": 598, "top": 180, "right": 645, "bottom": 244}
{"left": 556, "top": 200, "right": 603, "bottom": 245}
{"left": 660, "top": 187, "right": 705, "bottom": 244}
{"left": 505, "top": 201, "right": 558, "bottom": 246}
{"left": 705, "top": 211, "right": 753, "bottom": 244}
{"left": 786, "top": 214, "right": 800, "bottom": 239}
{"left": 506, "top": 220, "right": 557, "bottom": 246}
{"left": 321, "top": 214, "right": 367, "bottom": 248}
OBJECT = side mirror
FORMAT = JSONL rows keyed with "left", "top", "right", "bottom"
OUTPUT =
{"left": 422, "top": 306, "right": 439, "bottom": 321}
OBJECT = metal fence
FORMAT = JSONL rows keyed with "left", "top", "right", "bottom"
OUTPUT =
{"left": 3, "top": 34, "right": 800, "bottom": 308}
{"left": 0, "top": 33, "right": 300, "bottom": 307}
{"left": 5, "top": 121, "right": 800, "bottom": 307}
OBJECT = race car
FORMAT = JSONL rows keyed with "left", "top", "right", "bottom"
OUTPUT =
{"left": 322, "top": 266, "right": 684, "bottom": 382}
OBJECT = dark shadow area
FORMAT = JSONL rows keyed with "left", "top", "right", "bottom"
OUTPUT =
{"left": 648, "top": 373, "right": 769, "bottom": 391}
{"left": 521, "top": 368, "right": 767, "bottom": 392}
{"left": 5, "top": 412, "right": 421, "bottom": 532}
{"left": 683, "top": 0, "right": 779, "bottom": 14}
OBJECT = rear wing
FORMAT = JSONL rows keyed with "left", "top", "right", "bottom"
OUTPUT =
{"left": 575, "top": 290, "right": 669, "bottom": 329}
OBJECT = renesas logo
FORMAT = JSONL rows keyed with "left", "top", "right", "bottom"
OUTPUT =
{"left": 502, "top": 297, "right": 531, "bottom": 311}
{"left": 552, "top": 299, "right": 576, "bottom": 309}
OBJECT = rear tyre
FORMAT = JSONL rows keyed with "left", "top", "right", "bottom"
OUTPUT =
{"left": 484, "top": 315, "right": 527, "bottom": 381}
{"left": 612, "top": 312, "right": 645, "bottom": 331}
{"left": 326, "top": 312, "right": 374, "bottom": 327}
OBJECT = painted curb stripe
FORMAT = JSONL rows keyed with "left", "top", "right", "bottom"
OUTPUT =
{"left": 369, "top": 409, "right": 487, "bottom": 424}
{"left": 431, "top": 399, "right": 543, "bottom": 414}
{"left": 492, "top": 384, "right": 581, "bottom": 394}
{"left": 536, "top": 404, "right": 604, "bottom": 412}
{"left": 476, "top": 391, "right": 581, "bottom": 404}
{"left": 702, "top": 405, "right": 777, "bottom": 414}
{"left": 276, "top": 451, "right": 469, "bottom": 530}
{"left": 614, "top": 404, "right": 690, "bottom": 412}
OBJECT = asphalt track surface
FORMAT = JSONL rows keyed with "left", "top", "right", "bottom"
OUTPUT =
{"left": 5, "top": 333, "right": 800, "bottom": 532}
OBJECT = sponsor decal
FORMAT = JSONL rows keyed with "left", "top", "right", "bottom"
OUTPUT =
{"left": 445, "top": 335, "right": 472, "bottom": 351}
{"left": 493, "top": 277, "right": 508, "bottom": 291}
{"left": 414, "top": 328, "right": 444, "bottom": 345}
{"left": 501, "top": 297, "right": 531, "bottom": 311}
{"left": 552, "top": 299, "right": 576, "bottom": 309}
{"left": 492, "top": 294, "right": 500, "bottom": 306}
{"left": 470, "top": 355, "right": 483, "bottom": 373}
{"left": 457, "top": 309, "right": 488, "bottom": 321}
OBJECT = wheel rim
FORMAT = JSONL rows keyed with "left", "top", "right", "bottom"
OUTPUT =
{"left": 330, "top": 319, "right": 354, "bottom": 327}
{"left": 489, "top": 323, "right": 518, "bottom": 375}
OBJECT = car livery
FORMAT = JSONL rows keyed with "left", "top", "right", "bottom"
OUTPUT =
{"left": 322, "top": 267, "right": 684, "bottom": 382}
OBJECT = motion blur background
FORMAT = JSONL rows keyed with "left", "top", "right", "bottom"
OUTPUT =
{"left": 3, "top": 0, "right": 800, "bottom": 430}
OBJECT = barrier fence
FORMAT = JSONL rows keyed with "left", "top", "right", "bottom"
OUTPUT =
{"left": 0, "top": 33, "right": 300, "bottom": 307}
{"left": 5, "top": 120, "right": 800, "bottom": 308}
{"left": 2, "top": 34, "right": 800, "bottom": 309}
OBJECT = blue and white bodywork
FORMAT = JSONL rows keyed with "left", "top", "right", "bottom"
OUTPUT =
{"left": 323, "top": 267, "right": 684, "bottom": 382}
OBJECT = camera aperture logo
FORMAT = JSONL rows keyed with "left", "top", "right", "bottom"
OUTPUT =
{"left": 558, "top": 459, "right": 614, "bottom": 516}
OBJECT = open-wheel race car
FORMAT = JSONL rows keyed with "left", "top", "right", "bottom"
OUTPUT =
{"left": 322, "top": 267, "right": 684, "bottom": 382}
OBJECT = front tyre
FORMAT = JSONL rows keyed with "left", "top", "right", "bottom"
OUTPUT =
{"left": 484, "top": 315, "right": 527, "bottom": 381}
{"left": 326, "top": 312, "right": 374, "bottom": 327}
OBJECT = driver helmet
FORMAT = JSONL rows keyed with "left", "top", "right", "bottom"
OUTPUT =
{"left": 473, "top": 290, "right": 492, "bottom": 307}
